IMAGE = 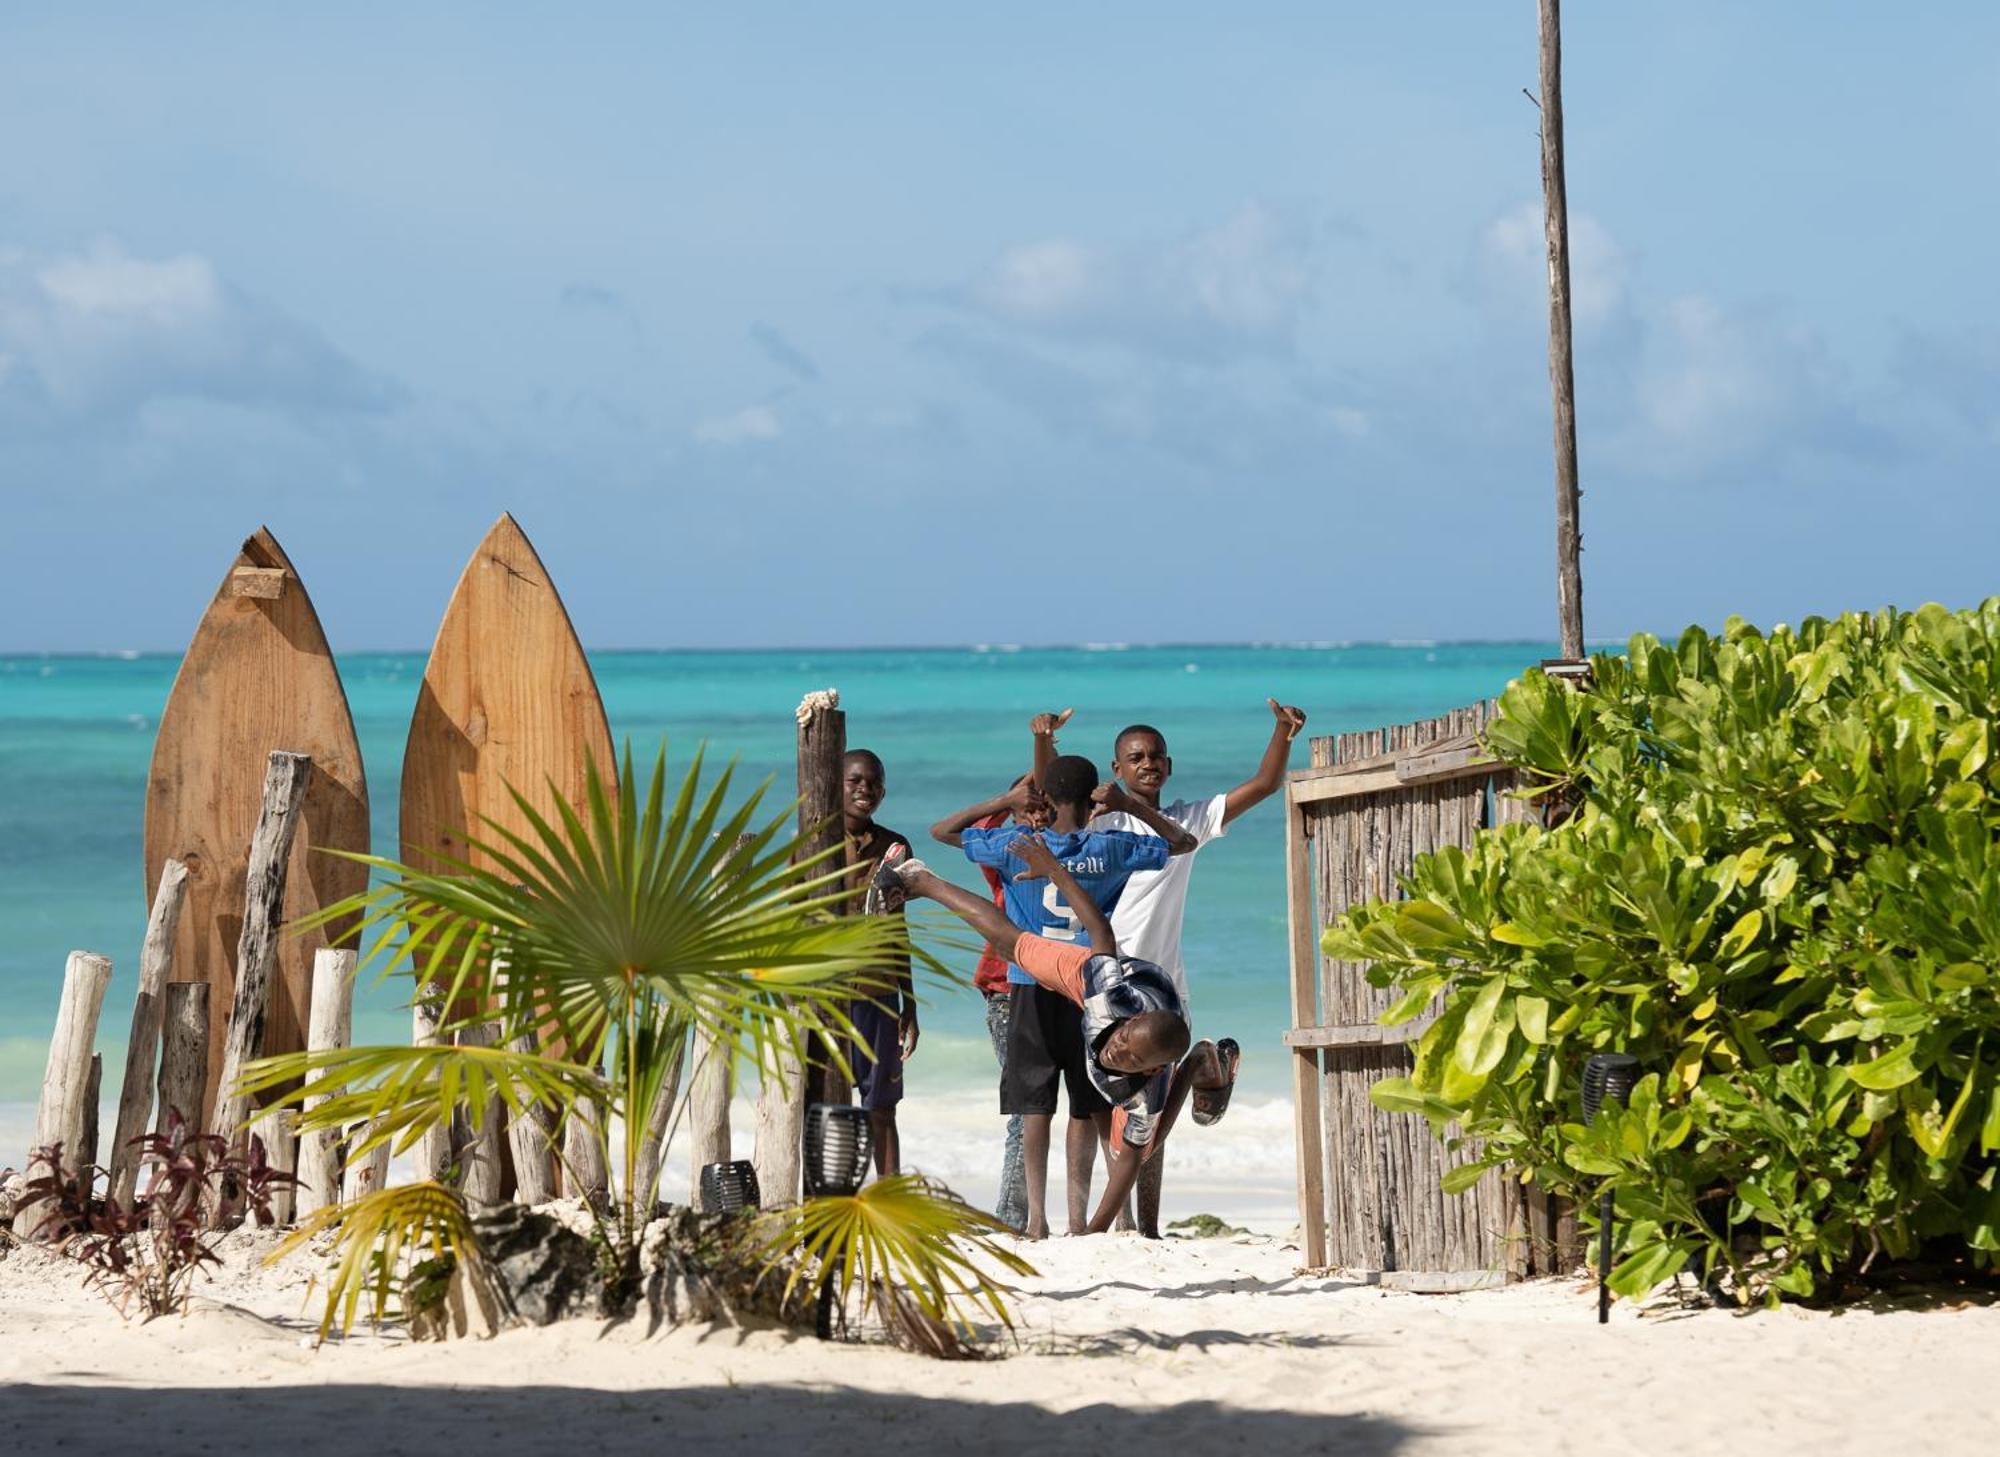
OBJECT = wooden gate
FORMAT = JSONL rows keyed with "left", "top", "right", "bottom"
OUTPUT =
{"left": 1283, "top": 702, "right": 1575, "bottom": 1284}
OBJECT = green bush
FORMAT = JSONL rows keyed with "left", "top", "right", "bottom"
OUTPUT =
{"left": 1324, "top": 602, "right": 2000, "bottom": 1303}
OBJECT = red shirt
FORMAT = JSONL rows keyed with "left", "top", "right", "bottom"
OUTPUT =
{"left": 970, "top": 810, "right": 1013, "bottom": 995}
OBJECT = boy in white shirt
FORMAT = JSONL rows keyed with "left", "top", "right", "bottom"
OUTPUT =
{"left": 1031, "top": 697, "right": 1307, "bottom": 1237}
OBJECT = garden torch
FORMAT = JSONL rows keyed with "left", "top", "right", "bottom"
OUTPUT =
{"left": 698, "top": 1160, "right": 761, "bottom": 1215}
{"left": 803, "top": 1102, "right": 873, "bottom": 1339}
{"left": 1581, "top": 1052, "right": 1639, "bottom": 1325}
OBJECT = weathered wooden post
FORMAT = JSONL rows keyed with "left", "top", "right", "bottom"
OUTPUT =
{"left": 12, "top": 950, "right": 114, "bottom": 1239}
{"left": 156, "top": 982, "right": 209, "bottom": 1136}
{"left": 294, "top": 947, "right": 355, "bottom": 1219}
{"left": 455, "top": 1021, "right": 506, "bottom": 1207}
{"left": 688, "top": 833, "right": 752, "bottom": 1210}
{"left": 756, "top": 690, "right": 844, "bottom": 1205}
{"left": 342, "top": 1124, "right": 390, "bottom": 1201}
{"left": 79, "top": 1055, "right": 103, "bottom": 1175}
{"left": 502, "top": 1017, "right": 558, "bottom": 1206}
{"left": 265, "top": 1108, "right": 298, "bottom": 1225}
{"left": 564, "top": 1098, "right": 610, "bottom": 1206}
{"left": 412, "top": 991, "right": 450, "bottom": 1182}
{"left": 211, "top": 751, "right": 314, "bottom": 1153}
{"left": 632, "top": 1023, "right": 686, "bottom": 1217}
{"left": 1538, "top": 0, "right": 1586, "bottom": 660}
{"left": 107, "top": 858, "right": 190, "bottom": 1205}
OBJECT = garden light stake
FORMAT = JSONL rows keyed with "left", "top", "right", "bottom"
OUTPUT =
{"left": 1581, "top": 1053, "right": 1640, "bottom": 1325}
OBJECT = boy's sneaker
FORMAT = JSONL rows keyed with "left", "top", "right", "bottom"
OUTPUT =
{"left": 865, "top": 844, "right": 921, "bottom": 914}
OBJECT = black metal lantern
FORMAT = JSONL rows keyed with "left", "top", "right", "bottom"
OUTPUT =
{"left": 1581, "top": 1052, "right": 1641, "bottom": 1325}
{"left": 804, "top": 1102, "right": 872, "bottom": 1198}
{"left": 699, "top": 1159, "right": 761, "bottom": 1214}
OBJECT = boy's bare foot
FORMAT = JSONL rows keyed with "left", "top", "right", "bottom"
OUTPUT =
{"left": 1023, "top": 1217, "right": 1049, "bottom": 1241}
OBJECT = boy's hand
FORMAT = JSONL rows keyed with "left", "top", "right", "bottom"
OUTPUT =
{"left": 1268, "top": 698, "right": 1307, "bottom": 742}
{"left": 1008, "top": 834, "right": 1061, "bottom": 881}
{"left": 899, "top": 1007, "right": 920, "bottom": 1059}
{"left": 1091, "top": 781, "right": 1133, "bottom": 816}
{"left": 1029, "top": 708, "right": 1074, "bottom": 739}
{"left": 1004, "top": 779, "right": 1048, "bottom": 819}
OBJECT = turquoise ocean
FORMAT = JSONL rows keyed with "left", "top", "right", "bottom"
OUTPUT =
{"left": 0, "top": 643, "right": 1549, "bottom": 1218}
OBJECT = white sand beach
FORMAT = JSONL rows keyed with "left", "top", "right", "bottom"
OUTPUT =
{"left": 3, "top": 1219, "right": 1994, "bottom": 1457}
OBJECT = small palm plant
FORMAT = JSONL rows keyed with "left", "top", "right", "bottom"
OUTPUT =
{"left": 241, "top": 743, "right": 1031, "bottom": 1347}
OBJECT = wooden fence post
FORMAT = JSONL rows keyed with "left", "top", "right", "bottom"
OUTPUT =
{"left": 80, "top": 1055, "right": 103, "bottom": 1175}
{"left": 632, "top": 1024, "right": 686, "bottom": 1218}
{"left": 342, "top": 1126, "right": 390, "bottom": 1201}
{"left": 265, "top": 1108, "right": 298, "bottom": 1225}
{"left": 12, "top": 950, "right": 114, "bottom": 1239}
{"left": 107, "top": 857, "right": 189, "bottom": 1206}
{"left": 294, "top": 947, "right": 355, "bottom": 1219}
{"left": 156, "top": 982, "right": 209, "bottom": 1136}
{"left": 756, "top": 690, "right": 843, "bottom": 1205}
{"left": 211, "top": 751, "right": 314, "bottom": 1153}
{"left": 564, "top": 1097, "right": 610, "bottom": 1207}
{"left": 1284, "top": 784, "right": 1328, "bottom": 1269}
{"left": 412, "top": 991, "right": 450, "bottom": 1182}
{"left": 688, "top": 834, "right": 752, "bottom": 1210}
{"left": 455, "top": 1021, "right": 506, "bottom": 1207}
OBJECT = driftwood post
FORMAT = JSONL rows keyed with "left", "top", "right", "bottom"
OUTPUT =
{"left": 156, "top": 982, "right": 209, "bottom": 1136}
{"left": 631, "top": 1023, "right": 687, "bottom": 1217}
{"left": 342, "top": 1125, "right": 390, "bottom": 1201}
{"left": 563, "top": 1098, "right": 610, "bottom": 1207}
{"left": 756, "top": 690, "right": 843, "bottom": 1205}
{"left": 496, "top": 958, "right": 558, "bottom": 1205}
{"left": 12, "top": 950, "right": 114, "bottom": 1239}
{"left": 80, "top": 1055, "right": 103, "bottom": 1175}
{"left": 107, "top": 858, "right": 190, "bottom": 1206}
{"left": 1538, "top": 0, "right": 1586, "bottom": 659}
{"left": 412, "top": 992, "right": 450, "bottom": 1182}
{"left": 688, "top": 834, "right": 752, "bottom": 1209}
{"left": 294, "top": 947, "right": 355, "bottom": 1219}
{"left": 211, "top": 751, "right": 314, "bottom": 1153}
{"left": 455, "top": 1022, "right": 506, "bottom": 1207}
{"left": 265, "top": 1108, "right": 298, "bottom": 1225}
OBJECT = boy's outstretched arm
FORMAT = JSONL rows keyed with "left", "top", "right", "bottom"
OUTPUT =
{"left": 1009, "top": 835, "right": 1116, "bottom": 957}
{"left": 1029, "top": 708, "right": 1070, "bottom": 791}
{"left": 1091, "top": 781, "right": 1198, "bottom": 855}
{"left": 1221, "top": 697, "right": 1309, "bottom": 825}
{"left": 928, "top": 779, "right": 1043, "bottom": 847}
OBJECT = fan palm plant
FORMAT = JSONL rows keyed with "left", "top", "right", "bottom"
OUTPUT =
{"left": 240, "top": 743, "right": 1031, "bottom": 1344}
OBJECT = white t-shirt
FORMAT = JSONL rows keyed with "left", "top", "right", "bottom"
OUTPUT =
{"left": 1089, "top": 793, "right": 1228, "bottom": 1009}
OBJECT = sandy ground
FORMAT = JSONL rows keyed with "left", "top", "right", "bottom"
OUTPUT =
{"left": 3, "top": 1222, "right": 1995, "bottom": 1457}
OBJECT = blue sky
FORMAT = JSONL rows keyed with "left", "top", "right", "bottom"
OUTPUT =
{"left": 1, "top": 3, "right": 1994, "bottom": 651}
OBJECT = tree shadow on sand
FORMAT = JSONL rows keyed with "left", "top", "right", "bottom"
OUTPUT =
{"left": 0, "top": 1382, "right": 1419, "bottom": 1456}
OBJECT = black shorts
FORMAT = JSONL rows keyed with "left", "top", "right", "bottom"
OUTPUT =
{"left": 1000, "top": 983, "right": 1110, "bottom": 1119}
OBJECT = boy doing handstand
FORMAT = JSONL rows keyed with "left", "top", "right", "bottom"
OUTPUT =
{"left": 873, "top": 839, "right": 1236, "bottom": 1233}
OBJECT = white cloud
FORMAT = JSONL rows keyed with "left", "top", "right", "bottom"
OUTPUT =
{"left": 693, "top": 403, "right": 781, "bottom": 445}
{"left": 0, "top": 240, "right": 401, "bottom": 425}
{"left": 1478, "top": 202, "right": 1628, "bottom": 330}
{"left": 963, "top": 203, "right": 1316, "bottom": 361}
{"left": 1328, "top": 406, "right": 1370, "bottom": 439}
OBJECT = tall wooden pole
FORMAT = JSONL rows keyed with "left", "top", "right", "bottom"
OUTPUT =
{"left": 107, "top": 858, "right": 189, "bottom": 1206}
{"left": 1539, "top": 0, "right": 1585, "bottom": 661}
{"left": 12, "top": 951, "right": 114, "bottom": 1239}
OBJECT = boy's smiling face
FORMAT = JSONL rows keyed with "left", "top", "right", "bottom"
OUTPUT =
{"left": 843, "top": 755, "right": 885, "bottom": 826}
{"left": 1113, "top": 730, "right": 1171, "bottom": 800}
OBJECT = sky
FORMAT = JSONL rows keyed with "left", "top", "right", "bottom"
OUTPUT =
{"left": 0, "top": 3, "right": 1995, "bottom": 652}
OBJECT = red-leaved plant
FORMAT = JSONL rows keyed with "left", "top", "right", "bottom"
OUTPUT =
{"left": 19, "top": 1109, "right": 295, "bottom": 1320}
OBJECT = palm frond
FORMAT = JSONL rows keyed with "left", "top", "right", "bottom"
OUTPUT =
{"left": 270, "top": 1181, "right": 486, "bottom": 1342}
{"left": 755, "top": 1174, "right": 1037, "bottom": 1339}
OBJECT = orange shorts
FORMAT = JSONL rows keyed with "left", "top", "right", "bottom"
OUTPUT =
{"left": 1009, "top": 932, "right": 1092, "bottom": 1007}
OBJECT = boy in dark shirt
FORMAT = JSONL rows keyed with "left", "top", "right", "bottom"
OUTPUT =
{"left": 839, "top": 749, "right": 915, "bottom": 1175}
{"left": 930, "top": 754, "right": 1194, "bottom": 1237}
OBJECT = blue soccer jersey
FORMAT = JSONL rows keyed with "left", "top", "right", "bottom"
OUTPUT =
{"left": 958, "top": 827, "right": 1170, "bottom": 985}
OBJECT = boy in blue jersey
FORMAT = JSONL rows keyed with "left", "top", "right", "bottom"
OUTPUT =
{"left": 931, "top": 754, "right": 1194, "bottom": 1237}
